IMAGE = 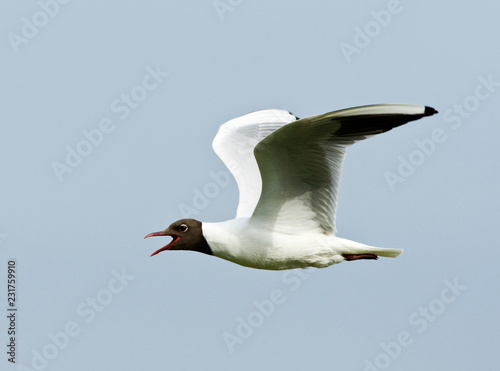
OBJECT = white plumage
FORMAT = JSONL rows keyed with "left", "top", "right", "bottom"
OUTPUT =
{"left": 146, "top": 104, "right": 437, "bottom": 270}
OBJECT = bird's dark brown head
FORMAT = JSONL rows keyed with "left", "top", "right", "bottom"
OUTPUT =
{"left": 145, "top": 219, "right": 212, "bottom": 257}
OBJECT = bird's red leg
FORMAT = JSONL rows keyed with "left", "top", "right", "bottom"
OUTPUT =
{"left": 343, "top": 254, "right": 378, "bottom": 261}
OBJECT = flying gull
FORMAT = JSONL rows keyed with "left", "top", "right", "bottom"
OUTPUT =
{"left": 145, "top": 104, "right": 437, "bottom": 270}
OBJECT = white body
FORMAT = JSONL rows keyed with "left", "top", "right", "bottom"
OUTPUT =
{"left": 203, "top": 219, "right": 401, "bottom": 270}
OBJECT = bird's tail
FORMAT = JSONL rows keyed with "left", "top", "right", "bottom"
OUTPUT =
{"left": 366, "top": 246, "right": 403, "bottom": 258}
{"left": 339, "top": 238, "right": 403, "bottom": 259}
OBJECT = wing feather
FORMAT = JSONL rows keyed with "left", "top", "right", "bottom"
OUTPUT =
{"left": 250, "top": 104, "right": 437, "bottom": 234}
{"left": 212, "top": 109, "right": 298, "bottom": 218}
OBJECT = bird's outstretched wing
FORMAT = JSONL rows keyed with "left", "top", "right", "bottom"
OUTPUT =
{"left": 250, "top": 104, "right": 438, "bottom": 234}
{"left": 212, "top": 109, "right": 298, "bottom": 218}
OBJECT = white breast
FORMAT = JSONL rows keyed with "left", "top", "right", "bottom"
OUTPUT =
{"left": 202, "top": 219, "right": 343, "bottom": 270}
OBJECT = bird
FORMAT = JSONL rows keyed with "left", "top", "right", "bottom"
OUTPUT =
{"left": 145, "top": 104, "right": 437, "bottom": 270}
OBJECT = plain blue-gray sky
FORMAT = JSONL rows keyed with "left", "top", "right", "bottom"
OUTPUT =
{"left": 2, "top": 1, "right": 500, "bottom": 370}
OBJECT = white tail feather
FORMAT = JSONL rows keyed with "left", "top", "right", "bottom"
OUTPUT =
{"left": 367, "top": 247, "right": 404, "bottom": 258}
{"left": 339, "top": 238, "right": 404, "bottom": 258}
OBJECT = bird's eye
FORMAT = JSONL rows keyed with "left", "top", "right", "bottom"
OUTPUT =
{"left": 180, "top": 224, "right": 188, "bottom": 232}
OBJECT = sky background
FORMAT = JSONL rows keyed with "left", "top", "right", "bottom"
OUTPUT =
{"left": 2, "top": 1, "right": 500, "bottom": 370}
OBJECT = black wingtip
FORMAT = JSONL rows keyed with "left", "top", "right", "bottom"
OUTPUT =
{"left": 424, "top": 106, "right": 438, "bottom": 116}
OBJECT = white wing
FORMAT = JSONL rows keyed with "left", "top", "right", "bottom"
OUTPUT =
{"left": 212, "top": 109, "right": 298, "bottom": 218}
{"left": 251, "top": 104, "right": 438, "bottom": 234}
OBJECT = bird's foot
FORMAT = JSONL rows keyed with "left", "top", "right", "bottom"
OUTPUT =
{"left": 343, "top": 254, "right": 378, "bottom": 261}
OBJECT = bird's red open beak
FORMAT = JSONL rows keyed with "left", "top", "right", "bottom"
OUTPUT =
{"left": 144, "top": 231, "right": 180, "bottom": 257}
